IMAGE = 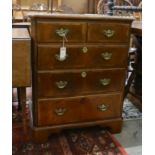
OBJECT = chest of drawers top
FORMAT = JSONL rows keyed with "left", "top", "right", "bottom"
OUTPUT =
{"left": 30, "top": 14, "right": 134, "bottom": 135}
{"left": 31, "top": 14, "right": 133, "bottom": 44}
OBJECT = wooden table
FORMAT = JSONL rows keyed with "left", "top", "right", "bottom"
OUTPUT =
{"left": 12, "top": 28, "right": 31, "bottom": 133}
{"left": 12, "top": 22, "right": 31, "bottom": 29}
{"left": 12, "top": 28, "right": 31, "bottom": 87}
{"left": 132, "top": 20, "right": 142, "bottom": 36}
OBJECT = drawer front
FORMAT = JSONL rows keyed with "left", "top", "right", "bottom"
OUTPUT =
{"left": 37, "top": 93, "right": 122, "bottom": 126}
{"left": 37, "top": 45, "right": 86, "bottom": 70}
{"left": 36, "top": 22, "right": 87, "bottom": 43}
{"left": 37, "top": 45, "right": 128, "bottom": 70}
{"left": 88, "top": 22, "right": 130, "bottom": 43}
{"left": 37, "top": 69, "right": 125, "bottom": 98}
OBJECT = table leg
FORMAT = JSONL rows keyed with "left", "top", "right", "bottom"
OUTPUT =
{"left": 17, "top": 87, "right": 27, "bottom": 134}
{"left": 17, "top": 88, "right": 21, "bottom": 110}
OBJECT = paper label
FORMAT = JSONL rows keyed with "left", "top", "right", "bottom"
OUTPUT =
{"left": 60, "top": 47, "right": 66, "bottom": 60}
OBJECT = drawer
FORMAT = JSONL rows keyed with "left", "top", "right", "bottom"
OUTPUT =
{"left": 87, "top": 22, "right": 130, "bottom": 43}
{"left": 37, "top": 93, "right": 122, "bottom": 126}
{"left": 37, "top": 45, "right": 86, "bottom": 70}
{"left": 37, "top": 69, "right": 125, "bottom": 98}
{"left": 37, "top": 45, "right": 128, "bottom": 70}
{"left": 36, "top": 22, "right": 87, "bottom": 43}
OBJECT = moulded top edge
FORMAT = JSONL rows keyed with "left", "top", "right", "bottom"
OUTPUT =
{"left": 29, "top": 13, "right": 135, "bottom": 21}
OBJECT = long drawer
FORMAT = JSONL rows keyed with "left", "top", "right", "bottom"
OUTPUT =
{"left": 36, "top": 93, "right": 122, "bottom": 126}
{"left": 36, "top": 22, "right": 87, "bottom": 43}
{"left": 87, "top": 22, "right": 130, "bottom": 43}
{"left": 37, "top": 45, "right": 128, "bottom": 70}
{"left": 37, "top": 69, "right": 125, "bottom": 98}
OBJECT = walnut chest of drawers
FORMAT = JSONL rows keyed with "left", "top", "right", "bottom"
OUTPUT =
{"left": 30, "top": 14, "right": 133, "bottom": 142}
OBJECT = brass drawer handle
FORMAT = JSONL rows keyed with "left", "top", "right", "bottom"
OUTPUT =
{"left": 101, "top": 52, "right": 112, "bottom": 60}
{"left": 103, "top": 29, "right": 115, "bottom": 38}
{"left": 97, "top": 104, "right": 108, "bottom": 112}
{"left": 56, "top": 28, "right": 69, "bottom": 37}
{"left": 55, "top": 53, "right": 68, "bottom": 61}
{"left": 82, "top": 47, "right": 88, "bottom": 53}
{"left": 100, "top": 78, "right": 111, "bottom": 86}
{"left": 56, "top": 81, "right": 68, "bottom": 89}
{"left": 54, "top": 108, "right": 66, "bottom": 116}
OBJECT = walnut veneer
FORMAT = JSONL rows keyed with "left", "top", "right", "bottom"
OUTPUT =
{"left": 30, "top": 14, "right": 133, "bottom": 142}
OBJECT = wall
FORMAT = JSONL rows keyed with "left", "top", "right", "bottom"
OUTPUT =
{"left": 61, "top": 0, "right": 88, "bottom": 13}
{"left": 14, "top": 0, "right": 89, "bottom": 13}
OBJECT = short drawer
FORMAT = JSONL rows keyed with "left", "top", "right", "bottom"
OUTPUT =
{"left": 36, "top": 22, "right": 87, "bottom": 43}
{"left": 37, "top": 69, "right": 125, "bottom": 98}
{"left": 37, "top": 45, "right": 128, "bottom": 70}
{"left": 36, "top": 93, "right": 122, "bottom": 126}
{"left": 87, "top": 22, "right": 130, "bottom": 43}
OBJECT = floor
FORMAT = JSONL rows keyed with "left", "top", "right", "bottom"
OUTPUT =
{"left": 13, "top": 88, "right": 142, "bottom": 155}
{"left": 114, "top": 96, "right": 142, "bottom": 155}
{"left": 115, "top": 119, "right": 142, "bottom": 155}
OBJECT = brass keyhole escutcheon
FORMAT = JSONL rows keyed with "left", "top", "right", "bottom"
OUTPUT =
{"left": 81, "top": 72, "right": 87, "bottom": 78}
{"left": 82, "top": 47, "right": 88, "bottom": 53}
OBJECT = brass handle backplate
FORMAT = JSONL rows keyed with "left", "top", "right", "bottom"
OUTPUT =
{"left": 56, "top": 28, "right": 69, "bottom": 38}
{"left": 97, "top": 104, "right": 108, "bottom": 112}
{"left": 55, "top": 81, "right": 68, "bottom": 89}
{"left": 103, "top": 29, "right": 115, "bottom": 38}
{"left": 101, "top": 52, "right": 112, "bottom": 60}
{"left": 100, "top": 78, "right": 111, "bottom": 86}
{"left": 54, "top": 108, "right": 66, "bottom": 116}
